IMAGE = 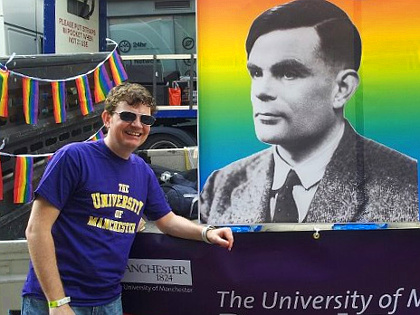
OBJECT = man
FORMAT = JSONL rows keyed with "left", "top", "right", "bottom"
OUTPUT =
{"left": 200, "top": 0, "right": 418, "bottom": 224}
{"left": 21, "top": 83, "right": 233, "bottom": 314}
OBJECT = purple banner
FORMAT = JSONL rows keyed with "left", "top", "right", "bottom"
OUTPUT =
{"left": 122, "top": 229, "right": 420, "bottom": 315}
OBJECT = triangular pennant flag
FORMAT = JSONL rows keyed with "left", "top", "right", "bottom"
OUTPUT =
{"left": 75, "top": 75, "right": 94, "bottom": 116}
{"left": 13, "top": 156, "right": 34, "bottom": 204}
{"left": 22, "top": 77, "right": 39, "bottom": 124}
{"left": 94, "top": 64, "right": 113, "bottom": 103}
{"left": 51, "top": 81, "right": 67, "bottom": 123}
{"left": 109, "top": 50, "right": 128, "bottom": 86}
{"left": 91, "top": 129, "right": 104, "bottom": 141}
{"left": 0, "top": 159, "right": 3, "bottom": 201}
{"left": 0, "top": 69, "right": 9, "bottom": 118}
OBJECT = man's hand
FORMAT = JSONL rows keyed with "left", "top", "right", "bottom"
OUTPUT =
{"left": 207, "top": 227, "right": 234, "bottom": 251}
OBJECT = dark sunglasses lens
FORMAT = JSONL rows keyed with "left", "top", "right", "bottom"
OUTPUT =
{"left": 119, "top": 111, "right": 137, "bottom": 122}
{"left": 140, "top": 115, "right": 156, "bottom": 126}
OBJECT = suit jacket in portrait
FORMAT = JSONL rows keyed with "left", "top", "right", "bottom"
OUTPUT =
{"left": 200, "top": 121, "right": 419, "bottom": 224}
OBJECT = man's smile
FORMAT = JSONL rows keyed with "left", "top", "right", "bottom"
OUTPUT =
{"left": 125, "top": 130, "right": 142, "bottom": 137}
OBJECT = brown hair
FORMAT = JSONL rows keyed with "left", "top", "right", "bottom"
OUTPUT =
{"left": 104, "top": 82, "right": 157, "bottom": 115}
{"left": 246, "top": 0, "right": 362, "bottom": 71}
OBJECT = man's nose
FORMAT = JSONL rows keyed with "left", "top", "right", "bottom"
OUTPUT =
{"left": 253, "top": 77, "right": 277, "bottom": 102}
{"left": 131, "top": 116, "right": 144, "bottom": 127}
{"left": 256, "top": 93, "right": 276, "bottom": 102}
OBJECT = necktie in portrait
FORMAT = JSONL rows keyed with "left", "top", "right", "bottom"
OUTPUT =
{"left": 272, "top": 169, "right": 301, "bottom": 223}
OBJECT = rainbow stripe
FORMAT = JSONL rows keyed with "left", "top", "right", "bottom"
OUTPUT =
{"left": 91, "top": 129, "right": 104, "bottom": 141}
{"left": 22, "top": 77, "right": 39, "bottom": 125}
{"left": 0, "top": 160, "right": 3, "bottom": 201}
{"left": 94, "top": 64, "right": 113, "bottom": 103}
{"left": 13, "top": 156, "right": 33, "bottom": 204}
{"left": 109, "top": 50, "right": 128, "bottom": 85}
{"left": 75, "top": 75, "right": 94, "bottom": 116}
{"left": 51, "top": 81, "right": 67, "bottom": 123}
{"left": 197, "top": 0, "right": 420, "bottom": 189}
{"left": 0, "top": 69, "right": 9, "bottom": 117}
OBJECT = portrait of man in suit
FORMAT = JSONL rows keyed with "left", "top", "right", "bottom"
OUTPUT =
{"left": 199, "top": 0, "right": 419, "bottom": 224}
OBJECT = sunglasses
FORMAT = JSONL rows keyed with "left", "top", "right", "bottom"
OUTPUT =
{"left": 114, "top": 111, "right": 156, "bottom": 126}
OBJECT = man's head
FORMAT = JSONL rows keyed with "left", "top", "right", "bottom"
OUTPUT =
{"left": 102, "top": 82, "right": 157, "bottom": 158}
{"left": 246, "top": 0, "right": 361, "bottom": 157}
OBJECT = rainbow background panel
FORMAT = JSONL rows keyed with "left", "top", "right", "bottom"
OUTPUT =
{"left": 197, "top": 0, "right": 420, "bottom": 190}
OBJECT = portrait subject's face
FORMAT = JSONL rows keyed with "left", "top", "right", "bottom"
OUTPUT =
{"left": 247, "top": 27, "right": 341, "bottom": 151}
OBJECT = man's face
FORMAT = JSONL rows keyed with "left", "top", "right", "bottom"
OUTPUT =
{"left": 247, "top": 27, "right": 341, "bottom": 151}
{"left": 103, "top": 101, "right": 151, "bottom": 157}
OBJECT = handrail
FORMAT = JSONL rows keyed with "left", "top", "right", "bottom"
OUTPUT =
{"left": 121, "top": 54, "right": 197, "bottom": 61}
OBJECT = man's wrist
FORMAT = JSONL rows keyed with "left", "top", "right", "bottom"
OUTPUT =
{"left": 201, "top": 225, "right": 216, "bottom": 244}
{"left": 48, "top": 296, "right": 71, "bottom": 308}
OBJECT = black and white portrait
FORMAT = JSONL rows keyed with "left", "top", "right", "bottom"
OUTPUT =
{"left": 199, "top": 0, "right": 419, "bottom": 224}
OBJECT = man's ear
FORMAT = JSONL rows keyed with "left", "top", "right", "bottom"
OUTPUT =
{"left": 102, "top": 110, "right": 111, "bottom": 129}
{"left": 333, "top": 69, "right": 359, "bottom": 109}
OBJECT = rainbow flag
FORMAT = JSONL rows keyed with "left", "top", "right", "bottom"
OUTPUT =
{"left": 0, "top": 69, "right": 9, "bottom": 117}
{"left": 22, "top": 77, "right": 39, "bottom": 124}
{"left": 0, "top": 160, "right": 3, "bottom": 201}
{"left": 94, "top": 64, "right": 113, "bottom": 103}
{"left": 51, "top": 81, "right": 67, "bottom": 123}
{"left": 109, "top": 50, "right": 128, "bottom": 86}
{"left": 75, "top": 75, "right": 94, "bottom": 116}
{"left": 13, "top": 156, "right": 33, "bottom": 204}
{"left": 91, "top": 129, "right": 104, "bottom": 141}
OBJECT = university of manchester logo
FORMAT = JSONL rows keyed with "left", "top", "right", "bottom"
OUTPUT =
{"left": 123, "top": 259, "right": 192, "bottom": 286}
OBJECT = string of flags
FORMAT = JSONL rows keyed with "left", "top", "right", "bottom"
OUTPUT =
{"left": 0, "top": 125, "right": 105, "bottom": 203}
{"left": 0, "top": 38, "right": 125, "bottom": 204}
{"left": 0, "top": 38, "right": 128, "bottom": 124}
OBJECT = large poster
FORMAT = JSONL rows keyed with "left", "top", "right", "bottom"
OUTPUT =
{"left": 122, "top": 230, "right": 420, "bottom": 315}
{"left": 197, "top": 0, "right": 420, "bottom": 224}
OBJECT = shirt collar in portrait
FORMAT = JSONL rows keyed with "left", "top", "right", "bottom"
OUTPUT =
{"left": 272, "top": 123, "right": 345, "bottom": 190}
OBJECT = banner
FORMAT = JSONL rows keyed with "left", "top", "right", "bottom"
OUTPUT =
{"left": 122, "top": 230, "right": 420, "bottom": 315}
{"left": 197, "top": 0, "right": 420, "bottom": 224}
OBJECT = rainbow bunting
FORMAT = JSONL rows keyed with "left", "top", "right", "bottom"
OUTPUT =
{"left": 13, "top": 156, "right": 34, "bottom": 204}
{"left": 91, "top": 129, "right": 105, "bottom": 141}
{"left": 0, "top": 160, "right": 3, "bottom": 201}
{"left": 22, "top": 77, "right": 39, "bottom": 124}
{"left": 51, "top": 81, "right": 67, "bottom": 123}
{"left": 0, "top": 69, "right": 9, "bottom": 117}
{"left": 94, "top": 64, "right": 113, "bottom": 103}
{"left": 75, "top": 75, "right": 94, "bottom": 116}
{"left": 109, "top": 51, "right": 128, "bottom": 86}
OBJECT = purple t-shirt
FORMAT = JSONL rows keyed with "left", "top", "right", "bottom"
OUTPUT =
{"left": 22, "top": 140, "right": 171, "bottom": 306}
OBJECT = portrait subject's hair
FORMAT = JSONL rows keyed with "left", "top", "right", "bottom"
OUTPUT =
{"left": 104, "top": 82, "right": 157, "bottom": 114}
{"left": 245, "top": 0, "right": 362, "bottom": 71}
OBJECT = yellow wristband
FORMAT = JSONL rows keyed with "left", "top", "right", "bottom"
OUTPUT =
{"left": 48, "top": 296, "right": 71, "bottom": 308}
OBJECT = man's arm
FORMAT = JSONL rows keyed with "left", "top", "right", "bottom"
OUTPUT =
{"left": 25, "top": 196, "right": 74, "bottom": 314}
{"left": 155, "top": 211, "right": 234, "bottom": 250}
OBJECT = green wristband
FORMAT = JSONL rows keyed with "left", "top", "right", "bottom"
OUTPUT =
{"left": 48, "top": 296, "right": 71, "bottom": 308}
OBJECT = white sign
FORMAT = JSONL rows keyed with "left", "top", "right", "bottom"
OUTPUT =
{"left": 123, "top": 259, "right": 193, "bottom": 286}
{"left": 55, "top": 1, "right": 99, "bottom": 53}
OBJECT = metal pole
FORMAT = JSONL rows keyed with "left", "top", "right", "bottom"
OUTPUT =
{"left": 152, "top": 55, "right": 157, "bottom": 102}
